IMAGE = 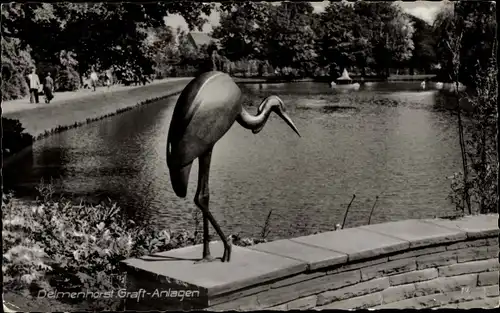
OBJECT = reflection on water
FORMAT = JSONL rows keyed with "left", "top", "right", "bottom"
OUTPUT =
{"left": 4, "top": 82, "right": 461, "bottom": 239}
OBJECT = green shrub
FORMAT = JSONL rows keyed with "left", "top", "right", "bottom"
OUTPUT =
{"left": 2, "top": 182, "right": 267, "bottom": 310}
{"left": 2, "top": 117, "right": 34, "bottom": 158}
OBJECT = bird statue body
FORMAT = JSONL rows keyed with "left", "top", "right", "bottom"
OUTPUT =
{"left": 167, "top": 71, "right": 300, "bottom": 263}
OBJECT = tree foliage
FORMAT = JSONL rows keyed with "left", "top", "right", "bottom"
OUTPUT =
{"left": 212, "top": 2, "right": 272, "bottom": 61}
{"left": 433, "top": 1, "right": 496, "bottom": 87}
{"left": 352, "top": 2, "right": 415, "bottom": 76}
{"left": 1, "top": 2, "right": 212, "bottom": 98}
{"left": 315, "top": 2, "right": 363, "bottom": 76}
{"left": 215, "top": 1, "right": 418, "bottom": 78}
{"left": 1, "top": 36, "right": 35, "bottom": 100}
{"left": 264, "top": 2, "right": 317, "bottom": 76}
{"left": 408, "top": 15, "right": 436, "bottom": 74}
{"left": 439, "top": 1, "right": 497, "bottom": 215}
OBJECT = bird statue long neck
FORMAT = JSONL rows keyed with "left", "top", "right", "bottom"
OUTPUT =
{"left": 236, "top": 98, "right": 273, "bottom": 132}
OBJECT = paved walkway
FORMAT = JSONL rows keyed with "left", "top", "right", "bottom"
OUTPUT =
{"left": 2, "top": 77, "right": 192, "bottom": 138}
{"left": 1, "top": 77, "right": 190, "bottom": 115}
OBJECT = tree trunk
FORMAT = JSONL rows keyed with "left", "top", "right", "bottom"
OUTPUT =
{"left": 479, "top": 124, "right": 487, "bottom": 213}
{"left": 455, "top": 87, "right": 471, "bottom": 214}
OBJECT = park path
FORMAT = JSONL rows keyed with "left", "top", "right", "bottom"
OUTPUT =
{"left": 1, "top": 77, "right": 192, "bottom": 138}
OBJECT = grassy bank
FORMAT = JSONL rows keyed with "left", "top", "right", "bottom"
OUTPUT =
{"left": 2, "top": 79, "right": 192, "bottom": 166}
{"left": 2, "top": 79, "right": 191, "bottom": 140}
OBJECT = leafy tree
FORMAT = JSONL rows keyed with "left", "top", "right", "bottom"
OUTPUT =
{"left": 353, "top": 2, "right": 415, "bottom": 76}
{"left": 264, "top": 2, "right": 317, "bottom": 77}
{"left": 213, "top": 2, "right": 273, "bottom": 62}
{"left": 1, "top": 36, "right": 35, "bottom": 100}
{"left": 314, "top": 2, "right": 364, "bottom": 77}
{"left": 407, "top": 15, "right": 437, "bottom": 74}
{"left": 433, "top": 1, "right": 496, "bottom": 87}
{"left": 386, "top": 10, "right": 415, "bottom": 69}
{"left": 433, "top": 4, "right": 456, "bottom": 81}
{"left": 1, "top": 3, "right": 63, "bottom": 65}
{"left": 455, "top": 1, "right": 496, "bottom": 88}
{"left": 438, "top": 1, "right": 497, "bottom": 215}
{"left": 147, "top": 26, "right": 179, "bottom": 78}
{"left": 1, "top": 2, "right": 213, "bottom": 85}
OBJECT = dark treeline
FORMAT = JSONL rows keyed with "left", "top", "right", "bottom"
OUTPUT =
{"left": 211, "top": 1, "right": 495, "bottom": 87}
{"left": 1, "top": 2, "right": 213, "bottom": 100}
{"left": 1, "top": 1, "right": 496, "bottom": 100}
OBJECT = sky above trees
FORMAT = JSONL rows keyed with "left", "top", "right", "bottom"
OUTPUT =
{"left": 164, "top": 1, "right": 445, "bottom": 32}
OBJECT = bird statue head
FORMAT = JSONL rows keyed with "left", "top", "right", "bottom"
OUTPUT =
{"left": 252, "top": 95, "right": 301, "bottom": 137}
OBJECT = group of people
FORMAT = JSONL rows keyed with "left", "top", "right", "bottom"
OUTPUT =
{"left": 89, "top": 68, "right": 112, "bottom": 91}
{"left": 27, "top": 67, "right": 54, "bottom": 104}
{"left": 26, "top": 67, "right": 113, "bottom": 104}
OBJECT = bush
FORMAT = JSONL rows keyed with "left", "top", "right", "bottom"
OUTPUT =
{"left": 1, "top": 36, "right": 34, "bottom": 101}
{"left": 2, "top": 117, "right": 33, "bottom": 158}
{"left": 55, "top": 67, "right": 80, "bottom": 92}
{"left": 2, "top": 182, "right": 267, "bottom": 311}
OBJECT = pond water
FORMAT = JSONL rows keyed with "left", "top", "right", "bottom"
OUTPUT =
{"left": 4, "top": 81, "right": 462, "bottom": 239}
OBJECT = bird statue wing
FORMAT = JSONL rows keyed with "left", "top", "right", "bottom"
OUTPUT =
{"left": 167, "top": 72, "right": 242, "bottom": 169}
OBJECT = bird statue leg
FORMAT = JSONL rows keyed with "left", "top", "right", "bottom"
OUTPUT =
{"left": 194, "top": 148, "right": 232, "bottom": 263}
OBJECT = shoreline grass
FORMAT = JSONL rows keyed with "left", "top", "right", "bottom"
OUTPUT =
{"left": 2, "top": 82, "right": 187, "bottom": 166}
{"left": 33, "top": 90, "right": 183, "bottom": 141}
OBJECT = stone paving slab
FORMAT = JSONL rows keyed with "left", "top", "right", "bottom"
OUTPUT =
{"left": 122, "top": 241, "right": 307, "bottom": 297}
{"left": 249, "top": 239, "right": 348, "bottom": 271}
{"left": 359, "top": 219, "right": 467, "bottom": 248}
{"left": 290, "top": 228, "right": 410, "bottom": 261}
{"left": 422, "top": 214, "right": 499, "bottom": 239}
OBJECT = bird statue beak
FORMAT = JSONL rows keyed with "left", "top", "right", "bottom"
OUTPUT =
{"left": 277, "top": 110, "right": 301, "bottom": 137}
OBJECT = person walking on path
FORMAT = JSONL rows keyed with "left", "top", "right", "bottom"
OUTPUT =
{"left": 43, "top": 72, "right": 54, "bottom": 103}
{"left": 27, "top": 68, "right": 41, "bottom": 103}
{"left": 90, "top": 69, "right": 98, "bottom": 92}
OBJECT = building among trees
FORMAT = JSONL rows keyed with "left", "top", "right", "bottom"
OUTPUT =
{"left": 187, "top": 32, "right": 221, "bottom": 51}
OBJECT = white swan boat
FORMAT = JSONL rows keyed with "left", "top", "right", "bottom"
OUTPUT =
{"left": 330, "top": 69, "right": 360, "bottom": 91}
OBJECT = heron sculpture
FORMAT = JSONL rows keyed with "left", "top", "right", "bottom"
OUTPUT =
{"left": 166, "top": 71, "right": 301, "bottom": 263}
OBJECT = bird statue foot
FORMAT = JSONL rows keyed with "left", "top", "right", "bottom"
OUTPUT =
{"left": 195, "top": 255, "right": 217, "bottom": 264}
{"left": 222, "top": 243, "right": 232, "bottom": 262}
